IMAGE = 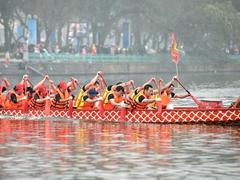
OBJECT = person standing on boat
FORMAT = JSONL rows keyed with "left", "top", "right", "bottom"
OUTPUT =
{"left": 0, "top": 78, "right": 10, "bottom": 108}
{"left": 104, "top": 85, "right": 129, "bottom": 110}
{"left": 74, "top": 71, "right": 104, "bottom": 109}
{"left": 77, "top": 88, "right": 103, "bottom": 110}
{"left": 160, "top": 76, "right": 190, "bottom": 109}
{"left": 4, "top": 83, "right": 27, "bottom": 109}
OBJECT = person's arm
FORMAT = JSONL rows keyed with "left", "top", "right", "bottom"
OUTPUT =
{"left": 161, "top": 76, "right": 175, "bottom": 92}
{"left": 139, "top": 95, "right": 158, "bottom": 103}
{"left": 67, "top": 77, "right": 79, "bottom": 91}
{"left": 84, "top": 71, "right": 102, "bottom": 90}
{"left": 138, "top": 77, "right": 155, "bottom": 92}
{"left": 107, "top": 94, "right": 122, "bottom": 106}
{"left": 1, "top": 78, "right": 10, "bottom": 89}
{"left": 49, "top": 80, "right": 58, "bottom": 94}
{"left": 174, "top": 93, "right": 190, "bottom": 99}
{"left": 19, "top": 74, "right": 29, "bottom": 85}
{"left": 33, "top": 75, "right": 49, "bottom": 91}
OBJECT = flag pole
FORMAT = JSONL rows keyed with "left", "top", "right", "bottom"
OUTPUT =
{"left": 175, "top": 63, "right": 179, "bottom": 78}
{"left": 175, "top": 62, "right": 180, "bottom": 88}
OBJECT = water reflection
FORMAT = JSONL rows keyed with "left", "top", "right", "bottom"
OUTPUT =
{"left": 0, "top": 119, "right": 240, "bottom": 179}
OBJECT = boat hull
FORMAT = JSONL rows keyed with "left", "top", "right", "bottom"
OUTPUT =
{"left": 0, "top": 107, "right": 239, "bottom": 124}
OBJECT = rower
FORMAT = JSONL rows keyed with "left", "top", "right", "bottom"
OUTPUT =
{"left": 125, "top": 77, "right": 159, "bottom": 109}
{"left": 104, "top": 85, "right": 129, "bottom": 110}
{"left": 160, "top": 76, "right": 190, "bottom": 109}
{"left": 50, "top": 81, "right": 73, "bottom": 109}
{"left": 77, "top": 88, "right": 103, "bottom": 110}
{"left": 132, "top": 84, "right": 160, "bottom": 110}
{"left": 102, "top": 80, "right": 134, "bottom": 104}
{"left": 28, "top": 75, "right": 51, "bottom": 109}
{"left": 4, "top": 83, "right": 27, "bottom": 109}
{"left": 74, "top": 71, "right": 104, "bottom": 109}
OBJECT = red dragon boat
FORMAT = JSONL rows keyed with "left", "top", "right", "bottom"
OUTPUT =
{"left": 0, "top": 107, "right": 239, "bottom": 124}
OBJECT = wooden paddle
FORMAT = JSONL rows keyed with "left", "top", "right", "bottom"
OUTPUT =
{"left": 98, "top": 73, "right": 108, "bottom": 87}
{"left": 174, "top": 78, "right": 223, "bottom": 109}
{"left": 174, "top": 78, "right": 202, "bottom": 106}
{"left": 22, "top": 79, "right": 29, "bottom": 113}
{"left": 44, "top": 81, "right": 51, "bottom": 116}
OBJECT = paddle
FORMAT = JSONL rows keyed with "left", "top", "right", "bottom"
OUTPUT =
{"left": 130, "top": 80, "right": 136, "bottom": 90}
{"left": 98, "top": 73, "right": 108, "bottom": 87}
{"left": 174, "top": 78, "right": 202, "bottom": 107}
{"left": 68, "top": 94, "right": 73, "bottom": 118}
{"left": 174, "top": 78, "right": 224, "bottom": 109}
{"left": 44, "top": 81, "right": 51, "bottom": 116}
{"left": 22, "top": 78, "right": 29, "bottom": 113}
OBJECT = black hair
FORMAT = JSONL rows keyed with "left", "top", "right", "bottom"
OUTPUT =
{"left": 116, "top": 82, "right": 123, "bottom": 85}
{"left": 116, "top": 85, "right": 124, "bottom": 92}
{"left": 143, "top": 84, "right": 153, "bottom": 91}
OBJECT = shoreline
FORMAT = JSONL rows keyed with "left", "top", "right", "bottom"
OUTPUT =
{"left": 0, "top": 59, "right": 240, "bottom": 76}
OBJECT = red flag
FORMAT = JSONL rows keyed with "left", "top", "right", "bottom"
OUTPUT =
{"left": 171, "top": 32, "right": 179, "bottom": 64}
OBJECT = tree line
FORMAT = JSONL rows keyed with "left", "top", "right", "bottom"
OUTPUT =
{"left": 0, "top": 0, "right": 240, "bottom": 56}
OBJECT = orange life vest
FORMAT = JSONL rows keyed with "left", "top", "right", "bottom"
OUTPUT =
{"left": 133, "top": 91, "right": 149, "bottom": 110}
{"left": 104, "top": 93, "right": 124, "bottom": 110}
{"left": 0, "top": 93, "right": 6, "bottom": 108}
{"left": 51, "top": 88, "right": 70, "bottom": 110}
{"left": 74, "top": 88, "right": 87, "bottom": 109}
{"left": 4, "top": 90, "right": 25, "bottom": 109}
{"left": 160, "top": 91, "right": 172, "bottom": 108}
{"left": 78, "top": 96, "right": 96, "bottom": 110}
{"left": 29, "top": 92, "right": 45, "bottom": 109}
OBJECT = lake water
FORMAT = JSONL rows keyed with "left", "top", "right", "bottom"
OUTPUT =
{"left": 0, "top": 72, "right": 239, "bottom": 179}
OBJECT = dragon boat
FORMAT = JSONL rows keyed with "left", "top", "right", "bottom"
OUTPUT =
{"left": 0, "top": 106, "right": 239, "bottom": 124}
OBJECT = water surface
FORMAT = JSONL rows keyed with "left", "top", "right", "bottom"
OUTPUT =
{"left": 0, "top": 120, "right": 240, "bottom": 180}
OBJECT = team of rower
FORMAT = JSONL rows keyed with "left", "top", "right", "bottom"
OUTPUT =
{"left": 0, "top": 72, "right": 239, "bottom": 111}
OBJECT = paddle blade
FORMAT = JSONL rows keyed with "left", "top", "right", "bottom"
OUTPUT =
{"left": 200, "top": 100, "right": 224, "bottom": 109}
{"left": 190, "top": 94, "right": 202, "bottom": 107}
{"left": 44, "top": 99, "right": 51, "bottom": 116}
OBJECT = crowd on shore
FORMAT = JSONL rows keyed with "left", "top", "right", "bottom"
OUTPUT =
{"left": 0, "top": 72, "right": 239, "bottom": 111}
